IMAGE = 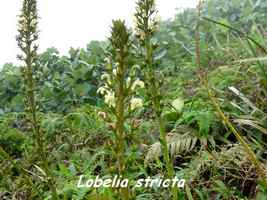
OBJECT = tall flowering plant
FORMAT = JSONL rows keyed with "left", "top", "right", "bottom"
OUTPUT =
{"left": 97, "top": 19, "right": 144, "bottom": 199}
{"left": 16, "top": 0, "right": 59, "bottom": 199}
{"left": 134, "top": 0, "right": 178, "bottom": 199}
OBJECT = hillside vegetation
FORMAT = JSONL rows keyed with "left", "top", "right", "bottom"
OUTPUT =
{"left": 1, "top": 0, "right": 267, "bottom": 199}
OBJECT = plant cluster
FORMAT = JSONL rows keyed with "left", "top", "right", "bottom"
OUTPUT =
{"left": 1, "top": 0, "right": 267, "bottom": 199}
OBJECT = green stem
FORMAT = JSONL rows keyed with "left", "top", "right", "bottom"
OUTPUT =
{"left": 199, "top": 0, "right": 267, "bottom": 190}
{"left": 145, "top": 35, "right": 178, "bottom": 200}
{"left": 246, "top": 39, "right": 267, "bottom": 90}
{"left": 116, "top": 51, "right": 126, "bottom": 176}
{"left": 115, "top": 38, "right": 129, "bottom": 200}
{"left": 24, "top": 15, "right": 59, "bottom": 200}
{"left": 202, "top": 16, "right": 267, "bottom": 87}
{"left": 204, "top": 79, "right": 267, "bottom": 188}
{"left": 26, "top": 57, "right": 59, "bottom": 200}
{"left": 201, "top": 16, "right": 267, "bottom": 55}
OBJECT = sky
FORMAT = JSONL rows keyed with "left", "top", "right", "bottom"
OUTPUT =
{"left": 0, "top": 0, "right": 197, "bottom": 66}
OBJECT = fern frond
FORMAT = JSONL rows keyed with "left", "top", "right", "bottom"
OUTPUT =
{"left": 145, "top": 132, "right": 198, "bottom": 163}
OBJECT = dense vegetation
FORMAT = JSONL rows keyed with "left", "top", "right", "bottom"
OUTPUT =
{"left": 1, "top": 0, "right": 267, "bottom": 199}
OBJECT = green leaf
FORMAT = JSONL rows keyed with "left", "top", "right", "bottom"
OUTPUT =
{"left": 74, "top": 83, "right": 92, "bottom": 96}
{"left": 196, "top": 111, "right": 214, "bottom": 136}
{"left": 171, "top": 98, "right": 184, "bottom": 113}
{"left": 154, "top": 49, "right": 167, "bottom": 60}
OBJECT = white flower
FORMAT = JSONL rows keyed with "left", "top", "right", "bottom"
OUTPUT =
{"left": 101, "top": 73, "right": 111, "bottom": 85}
{"left": 104, "top": 57, "right": 110, "bottom": 63}
{"left": 126, "top": 77, "right": 131, "bottom": 88}
{"left": 18, "top": 16, "right": 27, "bottom": 32}
{"left": 131, "top": 78, "right": 145, "bottom": 91}
{"left": 31, "top": 19, "right": 37, "bottom": 26}
{"left": 101, "top": 73, "right": 109, "bottom": 80}
{"left": 130, "top": 65, "right": 140, "bottom": 76}
{"left": 97, "top": 86, "right": 108, "bottom": 95}
{"left": 104, "top": 91, "right": 115, "bottom": 108}
{"left": 19, "top": 15, "right": 26, "bottom": 21}
{"left": 98, "top": 86, "right": 115, "bottom": 107}
{"left": 112, "top": 68, "right": 118, "bottom": 76}
{"left": 132, "top": 64, "right": 140, "bottom": 70}
{"left": 130, "top": 98, "right": 143, "bottom": 111}
{"left": 140, "top": 32, "right": 146, "bottom": 40}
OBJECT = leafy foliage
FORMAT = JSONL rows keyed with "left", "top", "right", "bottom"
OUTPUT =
{"left": 1, "top": 0, "right": 267, "bottom": 199}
